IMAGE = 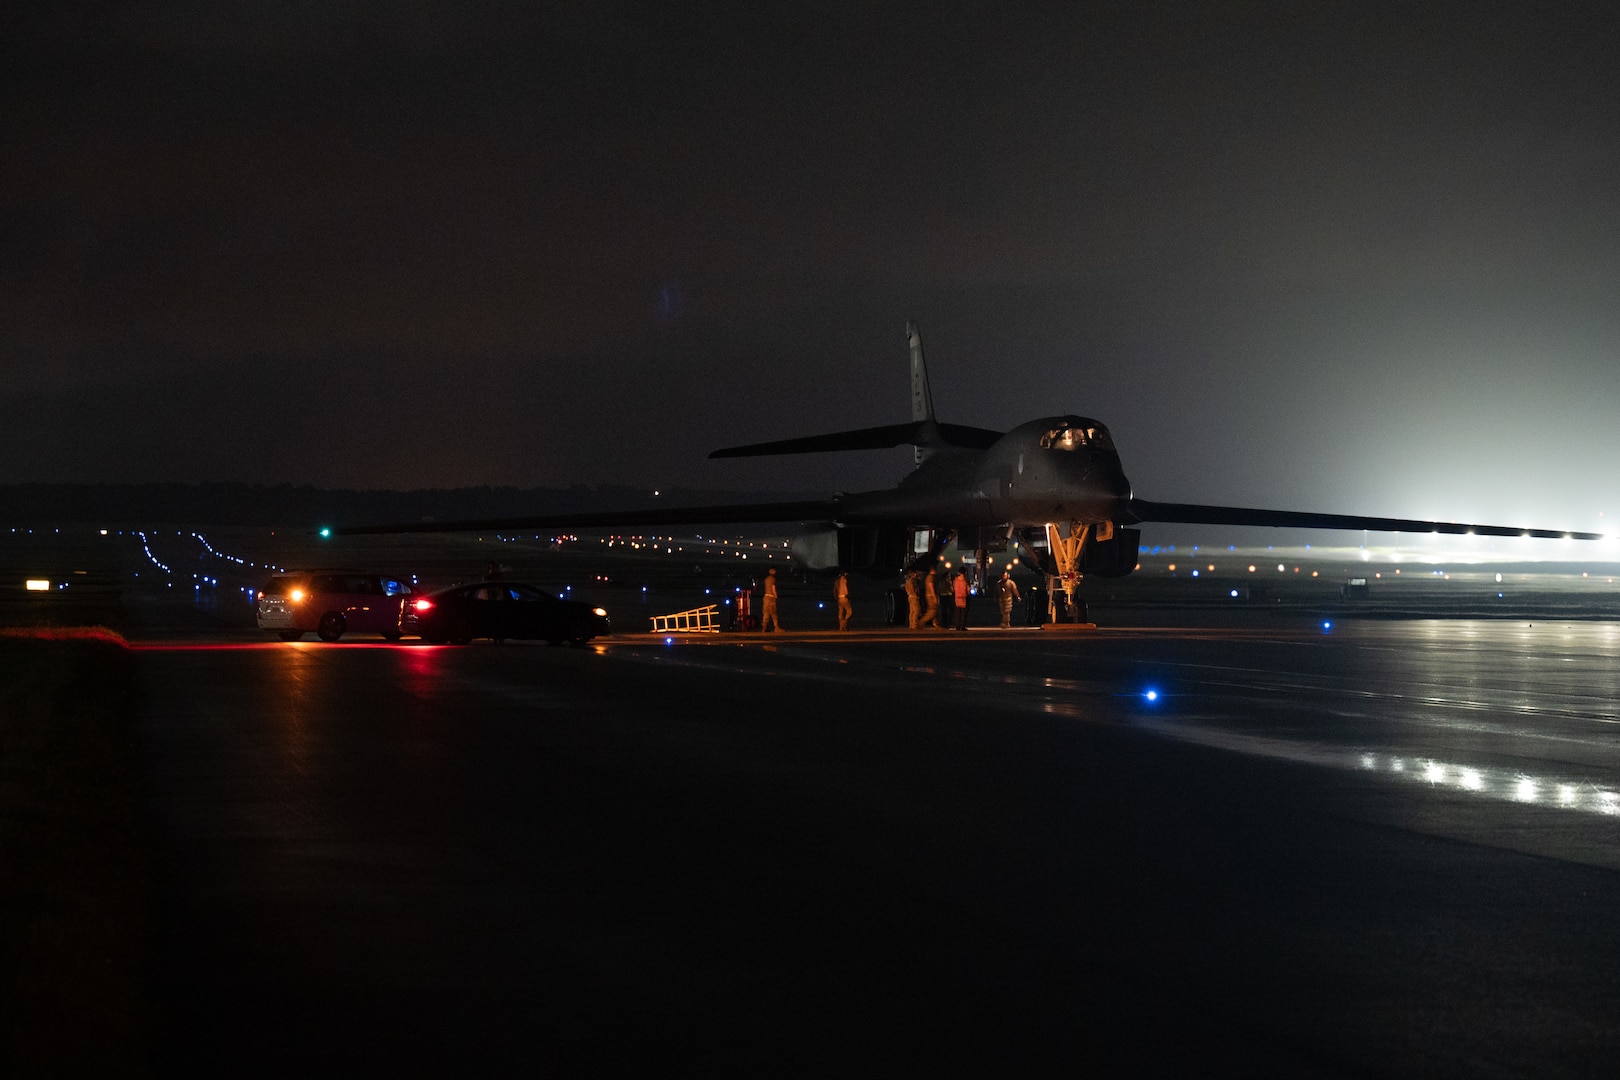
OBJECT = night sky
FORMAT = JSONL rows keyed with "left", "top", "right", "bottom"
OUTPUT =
{"left": 6, "top": 3, "right": 1618, "bottom": 531}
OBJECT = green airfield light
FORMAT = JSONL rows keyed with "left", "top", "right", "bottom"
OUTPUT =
{"left": 319, "top": 527, "right": 332, "bottom": 539}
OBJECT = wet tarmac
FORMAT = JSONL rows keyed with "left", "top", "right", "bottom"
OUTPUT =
{"left": 135, "top": 618, "right": 1620, "bottom": 1076}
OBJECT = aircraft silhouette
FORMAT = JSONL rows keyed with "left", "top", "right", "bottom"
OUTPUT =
{"left": 336, "top": 323, "right": 1600, "bottom": 616}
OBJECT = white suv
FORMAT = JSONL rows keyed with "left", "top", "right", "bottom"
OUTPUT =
{"left": 256, "top": 570, "right": 418, "bottom": 642}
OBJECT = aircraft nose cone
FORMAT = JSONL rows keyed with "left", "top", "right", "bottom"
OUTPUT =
{"left": 1086, "top": 462, "right": 1133, "bottom": 502}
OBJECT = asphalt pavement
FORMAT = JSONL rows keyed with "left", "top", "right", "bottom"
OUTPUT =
{"left": 131, "top": 618, "right": 1620, "bottom": 1076}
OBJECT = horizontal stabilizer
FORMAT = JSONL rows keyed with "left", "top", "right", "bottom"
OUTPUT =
{"left": 332, "top": 499, "right": 841, "bottom": 536}
{"left": 1125, "top": 499, "right": 1602, "bottom": 540}
{"left": 709, "top": 421, "right": 1002, "bottom": 458}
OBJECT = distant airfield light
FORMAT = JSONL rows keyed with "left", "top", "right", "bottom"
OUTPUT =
{"left": 1460, "top": 768, "right": 1484, "bottom": 791}
{"left": 1277, "top": 564, "right": 1285, "bottom": 572}
{"left": 99, "top": 529, "right": 108, "bottom": 536}
{"left": 25, "top": 579, "right": 50, "bottom": 591}
{"left": 1229, "top": 589, "right": 1239, "bottom": 598}
{"left": 319, "top": 527, "right": 331, "bottom": 539}
{"left": 1168, "top": 563, "right": 1176, "bottom": 571}
{"left": 1143, "top": 689, "right": 1159, "bottom": 703}
{"left": 1496, "top": 573, "right": 1503, "bottom": 583}
{"left": 1247, "top": 565, "right": 1256, "bottom": 572}
{"left": 1515, "top": 777, "right": 1538, "bottom": 802}
{"left": 1191, "top": 569, "right": 1199, "bottom": 577}
{"left": 1322, "top": 621, "right": 1332, "bottom": 631}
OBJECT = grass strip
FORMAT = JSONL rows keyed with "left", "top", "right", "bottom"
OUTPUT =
{"left": 0, "top": 628, "right": 150, "bottom": 1077}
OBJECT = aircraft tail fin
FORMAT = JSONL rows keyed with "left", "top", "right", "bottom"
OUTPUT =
{"left": 908, "top": 321, "right": 934, "bottom": 424}
{"left": 707, "top": 321, "right": 1003, "bottom": 461}
{"left": 908, "top": 321, "right": 940, "bottom": 468}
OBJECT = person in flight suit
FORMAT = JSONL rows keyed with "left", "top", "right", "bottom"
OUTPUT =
{"left": 835, "top": 572, "right": 853, "bottom": 631}
{"left": 904, "top": 571, "right": 921, "bottom": 629}
{"left": 922, "top": 568, "right": 941, "bottom": 628}
{"left": 996, "top": 570, "right": 1022, "bottom": 628}
{"left": 952, "top": 570, "right": 970, "bottom": 630}
{"left": 761, "top": 567, "right": 782, "bottom": 632}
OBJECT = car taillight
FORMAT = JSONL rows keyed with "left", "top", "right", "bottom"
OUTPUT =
{"left": 413, "top": 599, "right": 435, "bottom": 612}
{"left": 289, "top": 588, "right": 306, "bottom": 603}
{"left": 256, "top": 590, "right": 264, "bottom": 601}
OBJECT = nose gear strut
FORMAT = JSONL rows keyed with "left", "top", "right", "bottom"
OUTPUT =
{"left": 1018, "top": 520, "right": 1112, "bottom": 623}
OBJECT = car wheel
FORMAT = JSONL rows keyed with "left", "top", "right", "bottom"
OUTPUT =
{"left": 567, "top": 621, "right": 592, "bottom": 647}
{"left": 316, "top": 611, "right": 346, "bottom": 642}
{"left": 448, "top": 618, "right": 474, "bottom": 646}
{"left": 277, "top": 630, "right": 305, "bottom": 642}
{"left": 381, "top": 631, "right": 402, "bottom": 642}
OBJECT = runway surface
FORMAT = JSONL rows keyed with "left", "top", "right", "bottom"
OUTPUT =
{"left": 134, "top": 620, "right": 1620, "bottom": 1075}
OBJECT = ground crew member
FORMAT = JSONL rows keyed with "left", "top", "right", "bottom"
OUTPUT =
{"left": 996, "top": 570, "right": 1021, "bottom": 628}
{"left": 761, "top": 567, "right": 781, "bottom": 632}
{"left": 835, "top": 572, "right": 852, "bottom": 631}
{"left": 952, "top": 570, "right": 970, "bottom": 630}
{"left": 923, "top": 568, "right": 940, "bottom": 628}
{"left": 904, "top": 571, "right": 921, "bottom": 629}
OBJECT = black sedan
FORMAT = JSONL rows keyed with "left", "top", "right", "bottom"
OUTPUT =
{"left": 403, "top": 582, "right": 611, "bottom": 645}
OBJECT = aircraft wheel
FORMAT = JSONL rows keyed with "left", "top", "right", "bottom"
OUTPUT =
{"left": 316, "top": 612, "right": 346, "bottom": 642}
{"left": 277, "top": 630, "right": 305, "bottom": 642}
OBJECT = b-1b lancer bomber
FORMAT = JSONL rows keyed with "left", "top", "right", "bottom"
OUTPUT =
{"left": 337, "top": 324, "right": 1601, "bottom": 619}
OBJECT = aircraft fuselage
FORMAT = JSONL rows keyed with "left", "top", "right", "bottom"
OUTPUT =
{"left": 835, "top": 416, "right": 1132, "bottom": 531}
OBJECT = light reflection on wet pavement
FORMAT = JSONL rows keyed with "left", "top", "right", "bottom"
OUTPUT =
{"left": 136, "top": 617, "right": 1620, "bottom": 1075}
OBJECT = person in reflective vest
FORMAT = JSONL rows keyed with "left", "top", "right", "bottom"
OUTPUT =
{"left": 761, "top": 567, "right": 782, "bottom": 632}
{"left": 922, "top": 568, "right": 940, "bottom": 628}
{"left": 835, "top": 572, "right": 852, "bottom": 631}
{"left": 996, "top": 570, "right": 1022, "bottom": 629}
{"left": 952, "top": 570, "right": 970, "bottom": 630}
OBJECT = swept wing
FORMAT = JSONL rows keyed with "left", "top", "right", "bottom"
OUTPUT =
{"left": 1125, "top": 499, "right": 1602, "bottom": 540}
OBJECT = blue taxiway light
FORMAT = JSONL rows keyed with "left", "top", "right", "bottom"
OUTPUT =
{"left": 1143, "top": 689, "right": 1159, "bottom": 703}
{"left": 1322, "top": 621, "right": 1333, "bottom": 630}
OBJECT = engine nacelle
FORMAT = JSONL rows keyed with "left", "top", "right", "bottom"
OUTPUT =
{"left": 790, "top": 524, "right": 911, "bottom": 574}
{"left": 1079, "top": 526, "right": 1140, "bottom": 578}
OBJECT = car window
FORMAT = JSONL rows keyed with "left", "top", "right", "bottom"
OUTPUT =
{"left": 469, "top": 585, "right": 505, "bottom": 602}
{"left": 262, "top": 575, "right": 307, "bottom": 596}
{"left": 381, "top": 578, "right": 411, "bottom": 596}
{"left": 509, "top": 585, "right": 553, "bottom": 602}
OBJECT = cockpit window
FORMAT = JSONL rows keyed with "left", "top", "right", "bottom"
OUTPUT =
{"left": 1039, "top": 423, "right": 1113, "bottom": 451}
